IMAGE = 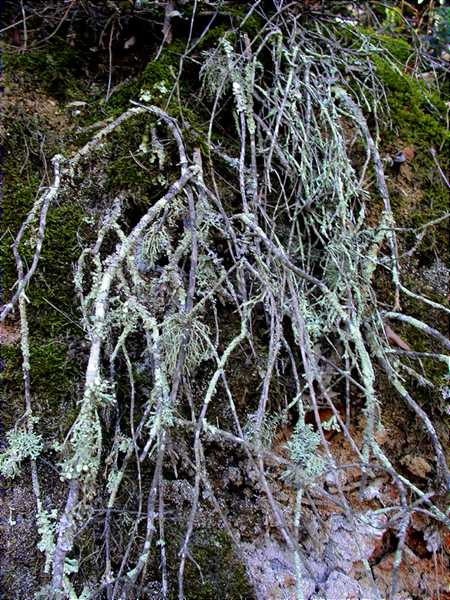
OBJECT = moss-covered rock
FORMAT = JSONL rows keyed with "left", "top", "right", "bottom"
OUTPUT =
{"left": 3, "top": 37, "right": 89, "bottom": 102}
{"left": 163, "top": 527, "right": 254, "bottom": 600}
{"left": 368, "top": 40, "right": 450, "bottom": 265}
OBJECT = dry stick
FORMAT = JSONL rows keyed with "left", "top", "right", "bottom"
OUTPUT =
{"left": 383, "top": 312, "right": 450, "bottom": 352}
{"left": 116, "top": 417, "right": 169, "bottom": 597}
{"left": 364, "top": 449, "right": 410, "bottom": 600}
{"left": 20, "top": 0, "right": 28, "bottom": 49}
{"left": 124, "top": 435, "right": 167, "bottom": 592}
{"left": 237, "top": 213, "right": 328, "bottom": 291}
{"left": 289, "top": 281, "right": 381, "bottom": 600}
{"left": 375, "top": 349, "right": 449, "bottom": 492}
{"left": 430, "top": 147, "right": 450, "bottom": 188}
{"left": 116, "top": 330, "right": 168, "bottom": 599}
{"left": 14, "top": 237, "right": 42, "bottom": 514}
{"left": 334, "top": 86, "right": 402, "bottom": 311}
{"left": 240, "top": 209, "right": 380, "bottom": 466}
{"left": 1, "top": 155, "right": 63, "bottom": 321}
{"left": 119, "top": 256, "right": 197, "bottom": 597}
{"left": 158, "top": 473, "right": 168, "bottom": 599}
{"left": 255, "top": 296, "right": 281, "bottom": 436}
{"left": 107, "top": 330, "right": 161, "bottom": 598}
{"left": 50, "top": 169, "right": 197, "bottom": 598}
{"left": 265, "top": 45, "right": 299, "bottom": 183}
{"left": 2, "top": 107, "right": 149, "bottom": 323}
{"left": 178, "top": 409, "right": 203, "bottom": 600}
{"left": 104, "top": 342, "right": 144, "bottom": 600}
{"left": 135, "top": 166, "right": 201, "bottom": 597}
{"left": 371, "top": 442, "right": 450, "bottom": 528}
{"left": 389, "top": 512, "right": 410, "bottom": 600}
{"left": 175, "top": 317, "right": 252, "bottom": 584}
{"left": 244, "top": 31, "right": 442, "bottom": 596}
{"left": 385, "top": 349, "right": 450, "bottom": 364}
{"left": 7, "top": 165, "right": 57, "bottom": 553}
{"left": 233, "top": 36, "right": 380, "bottom": 592}
{"left": 398, "top": 283, "right": 450, "bottom": 316}
{"left": 105, "top": 19, "right": 115, "bottom": 103}
{"left": 162, "top": 0, "right": 175, "bottom": 50}
{"left": 367, "top": 442, "right": 410, "bottom": 600}
{"left": 177, "top": 158, "right": 201, "bottom": 599}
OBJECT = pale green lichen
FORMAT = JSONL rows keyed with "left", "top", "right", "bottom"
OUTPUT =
{"left": 0, "top": 429, "right": 43, "bottom": 478}
{"left": 285, "top": 421, "right": 325, "bottom": 481}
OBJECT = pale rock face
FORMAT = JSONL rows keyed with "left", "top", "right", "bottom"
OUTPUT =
{"left": 240, "top": 510, "right": 388, "bottom": 599}
{"left": 324, "top": 571, "right": 362, "bottom": 600}
{"left": 241, "top": 539, "right": 316, "bottom": 600}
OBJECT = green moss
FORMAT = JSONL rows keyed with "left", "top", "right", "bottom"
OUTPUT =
{"left": 32, "top": 203, "right": 86, "bottom": 334}
{"left": 368, "top": 42, "right": 450, "bottom": 264}
{"left": 1, "top": 62, "right": 88, "bottom": 439}
{"left": 103, "top": 112, "right": 163, "bottom": 197}
{"left": 31, "top": 339, "right": 78, "bottom": 392}
{"left": 372, "top": 56, "right": 449, "bottom": 146}
{"left": 4, "top": 37, "right": 88, "bottom": 101}
{"left": 370, "top": 32, "right": 413, "bottom": 63}
{"left": 1, "top": 100, "right": 90, "bottom": 337}
{"left": 195, "top": 25, "right": 235, "bottom": 50}
{"left": 164, "top": 528, "right": 253, "bottom": 600}
{"left": 142, "top": 44, "right": 183, "bottom": 85}
{"left": 100, "top": 41, "right": 185, "bottom": 119}
{"left": 104, "top": 107, "right": 208, "bottom": 198}
{"left": 1, "top": 175, "right": 87, "bottom": 337}
{"left": 192, "top": 12, "right": 262, "bottom": 49}
{"left": 1, "top": 339, "right": 81, "bottom": 434}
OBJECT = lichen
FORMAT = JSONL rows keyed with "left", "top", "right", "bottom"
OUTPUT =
{"left": 0, "top": 428, "right": 43, "bottom": 478}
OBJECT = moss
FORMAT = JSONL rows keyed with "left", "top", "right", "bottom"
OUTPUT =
{"left": 103, "top": 106, "right": 206, "bottom": 203}
{"left": 195, "top": 25, "right": 235, "bottom": 50}
{"left": 4, "top": 37, "right": 88, "bottom": 101}
{"left": 31, "top": 203, "right": 87, "bottom": 335}
{"left": 1, "top": 94, "right": 90, "bottom": 336}
{"left": 1, "top": 59, "right": 88, "bottom": 439}
{"left": 192, "top": 12, "right": 262, "bottom": 49}
{"left": 1, "top": 172, "right": 87, "bottom": 337}
{"left": 10, "top": 340, "right": 78, "bottom": 400}
{"left": 368, "top": 42, "right": 450, "bottom": 265}
{"left": 98, "top": 41, "right": 186, "bottom": 120}
{"left": 369, "top": 32, "right": 413, "bottom": 63}
{"left": 163, "top": 528, "right": 253, "bottom": 600}
{"left": 1, "top": 339, "right": 81, "bottom": 434}
{"left": 372, "top": 56, "right": 449, "bottom": 145}
{"left": 103, "top": 112, "right": 165, "bottom": 198}
{"left": 142, "top": 42, "right": 184, "bottom": 83}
